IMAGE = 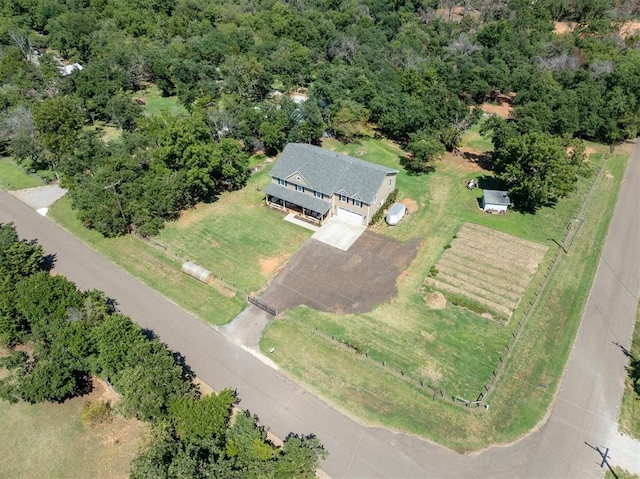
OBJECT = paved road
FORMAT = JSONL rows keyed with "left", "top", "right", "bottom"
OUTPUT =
{"left": 1, "top": 139, "right": 639, "bottom": 478}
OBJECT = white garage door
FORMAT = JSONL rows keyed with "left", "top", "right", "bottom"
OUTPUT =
{"left": 337, "top": 207, "right": 364, "bottom": 225}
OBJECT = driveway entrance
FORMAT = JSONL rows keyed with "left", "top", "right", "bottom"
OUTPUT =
{"left": 311, "top": 216, "right": 366, "bottom": 251}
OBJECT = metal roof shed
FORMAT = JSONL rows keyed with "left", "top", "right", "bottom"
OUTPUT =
{"left": 481, "top": 190, "right": 511, "bottom": 213}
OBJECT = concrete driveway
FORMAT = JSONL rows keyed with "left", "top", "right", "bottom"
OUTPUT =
{"left": 311, "top": 216, "right": 366, "bottom": 251}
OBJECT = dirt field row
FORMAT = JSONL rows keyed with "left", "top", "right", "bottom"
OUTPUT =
{"left": 438, "top": 255, "right": 529, "bottom": 292}
{"left": 424, "top": 277, "right": 513, "bottom": 319}
{"left": 454, "top": 226, "right": 546, "bottom": 274}
{"left": 435, "top": 260, "right": 522, "bottom": 304}
{"left": 427, "top": 223, "right": 548, "bottom": 321}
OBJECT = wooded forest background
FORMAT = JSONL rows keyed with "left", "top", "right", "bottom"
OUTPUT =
{"left": 0, "top": 0, "right": 639, "bottom": 232}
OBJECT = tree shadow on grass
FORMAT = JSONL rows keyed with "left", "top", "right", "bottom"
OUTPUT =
{"left": 462, "top": 150, "right": 494, "bottom": 171}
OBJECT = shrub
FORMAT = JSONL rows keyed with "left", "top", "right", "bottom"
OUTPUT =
{"left": 81, "top": 400, "right": 112, "bottom": 426}
{"left": 370, "top": 188, "right": 399, "bottom": 225}
{"left": 429, "top": 266, "right": 439, "bottom": 276}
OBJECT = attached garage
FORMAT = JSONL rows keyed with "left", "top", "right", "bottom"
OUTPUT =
{"left": 337, "top": 207, "right": 364, "bottom": 225}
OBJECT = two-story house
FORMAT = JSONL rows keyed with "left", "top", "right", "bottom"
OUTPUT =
{"left": 264, "top": 143, "right": 398, "bottom": 226}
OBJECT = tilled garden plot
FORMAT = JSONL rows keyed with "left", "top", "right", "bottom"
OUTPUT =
{"left": 427, "top": 223, "right": 547, "bottom": 322}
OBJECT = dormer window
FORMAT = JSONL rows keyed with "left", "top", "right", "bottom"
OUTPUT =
{"left": 340, "top": 194, "right": 348, "bottom": 203}
{"left": 353, "top": 199, "right": 361, "bottom": 207}
{"left": 296, "top": 184, "right": 304, "bottom": 192}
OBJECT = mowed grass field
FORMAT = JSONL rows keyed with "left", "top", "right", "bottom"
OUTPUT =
{"left": 152, "top": 167, "right": 312, "bottom": 294}
{"left": 48, "top": 197, "right": 246, "bottom": 325}
{"left": 0, "top": 392, "right": 142, "bottom": 479}
{"left": 261, "top": 135, "right": 630, "bottom": 450}
{"left": 48, "top": 164, "right": 311, "bottom": 325}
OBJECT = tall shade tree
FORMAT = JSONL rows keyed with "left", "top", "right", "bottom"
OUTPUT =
{"left": 32, "top": 96, "right": 83, "bottom": 173}
{"left": 403, "top": 132, "right": 446, "bottom": 173}
{"left": 493, "top": 132, "right": 591, "bottom": 212}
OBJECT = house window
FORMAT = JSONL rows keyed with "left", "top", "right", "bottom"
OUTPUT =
{"left": 314, "top": 191, "right": 322, "bottom": 198}
{"left": 353, "top": 199, "right": 362, "bottom": 207}
{"left": 278, "top": 178, "right": 287, "bottom": 186}
{"left": 296, "top": 184, "right": 304, "bottom": 192}
{"left": 340, "top": 194, "right": 348, "bottom": 203}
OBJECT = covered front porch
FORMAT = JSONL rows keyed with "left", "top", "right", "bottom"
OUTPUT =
{"left": 264, "top": 183, "right": 331, "bottom": 225}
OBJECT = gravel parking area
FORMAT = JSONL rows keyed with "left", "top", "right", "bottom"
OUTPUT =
{"left": 9, "top": 185, "right": 67, "bottom": 215}
{"left": 259, "top": 231, "right": 420, "bottom": 314}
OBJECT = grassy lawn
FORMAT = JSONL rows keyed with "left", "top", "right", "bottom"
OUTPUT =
{"left": 48, "top": 164, "right": 311, "bottom": 325}
{"left": 461, "top": 118, "right": 494, "bottom": 153}
{"left": 619, "top": 301, "right": 640, "bottom": 439}
{"left": 152, "top": 167, "right": 312, "bottom": 294}
{"left": 261, "top": 135, "right": 628, "bottom": 450}
{"left": 48, "top": 197, "right": 245, "bottom": 325}
{"left": 139, "top": 85, "right": 187, "bottom": 117}
{"left": 0, "top": 157, "right": 45, "bottom": 190}
{"left": 0, "top": 393, "right": 141, "bottom": 479}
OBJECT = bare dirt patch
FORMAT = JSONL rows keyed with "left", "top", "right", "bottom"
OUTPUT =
{"left": 259, "top": 232, "right": 421, "bottom": 314}
{"left": 555, "top": 20, "right": 640, "bottom": 37}
{"left": 426, "top": 223, "right": 547, "bottom": 322}
{"left": 260, "top": 254, "right": 287, "bottom": 276}
{"left": 585, "top": 146, "right": 597, "bottom": 157}
{"left": 425, "top": 291, "right": 447, "bottom": 309}
{"left": 554, "top": 21, "right": 576, "bottom": 35}
{"left": 454, "top": 148, "right": 490, "bottom": 172}
{"left": 400, "top": 198, "right": 418, "bottom": 213}
{"left": 606, "top": 171, "right": 614, "bottom": 180}
{"left": 480, "top": 102, "right": 512, "bottom": 119}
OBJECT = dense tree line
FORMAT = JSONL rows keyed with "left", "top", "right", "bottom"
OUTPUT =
{"left": 0, "top": 0, "right": 638, "bottom": 222}
{"left": 0, "top": 223, "right": 326, "bottom": 477}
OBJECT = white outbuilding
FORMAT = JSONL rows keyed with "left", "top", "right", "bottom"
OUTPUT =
{"left": 481, "top": 190, "right": 511, "bottom": 213}
{"left": 385, "top": 202, "right": 407, "bottom": 225}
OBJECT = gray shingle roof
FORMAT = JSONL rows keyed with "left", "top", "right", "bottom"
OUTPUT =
{"left": 269, "top": 144, "right": 397, "bottom": 204}
{"left": 483, "top": 190, "right": 511, "bottom": 206}
{"left": 264, "top": 183, "right": 331, "bottom": 214}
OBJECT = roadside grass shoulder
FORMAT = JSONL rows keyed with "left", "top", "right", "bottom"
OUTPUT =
{"left": 261, "top": 138, "right": 627, "bottom": 450}
{"left": 619, "top": 302, "right": 640, "bottom": 439}
{"left": 607, "top": 468, "right": 640, "bottom": 479}
{"left": 0, "top": 157, "right": 45, "bottom": 190}
{"left": 48, "top": 197, "right": 244, "bottom": 325}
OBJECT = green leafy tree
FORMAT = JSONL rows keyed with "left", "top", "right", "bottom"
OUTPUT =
{"left": 0, "top": 223, "right": 45, "bottom": 281}
{"left": 168, "top": 389, "right": 236, "bottom": 445}
{"left": 403, "top": 132, "right": 445, "bottom": 173}
{"left": 14, "top": 271, "right": 83, "bottom": 342}
{"left": 116, "top": 340, "right": 193, "bottom": 421}
{"left": 493, "top": 133, "right": 591, "bottom": 211}
{"left": 329, "top": 99, "right": 370, "bottom": 141}
{"left": 32, "top": 96, "right": 83, "bottom": 173}
{"left": 275, "top": 434, "right": 328, "bottom": 479}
